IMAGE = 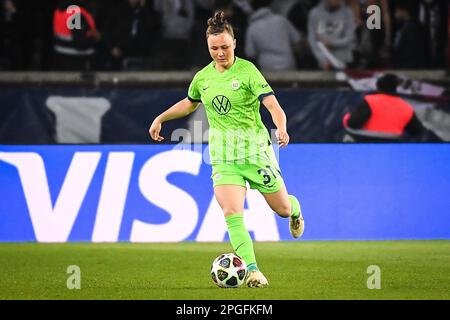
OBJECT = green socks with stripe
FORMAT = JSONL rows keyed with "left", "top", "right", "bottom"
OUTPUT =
{"left": 225, "top": 213, "right": 259, "bottom": 272}
{"left": 288, "top": 195, "right": 300, "bottom": 219}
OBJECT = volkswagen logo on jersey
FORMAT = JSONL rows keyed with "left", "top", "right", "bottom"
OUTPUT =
{"left": 212, "top": 95, "right": 232, "bottom": 115}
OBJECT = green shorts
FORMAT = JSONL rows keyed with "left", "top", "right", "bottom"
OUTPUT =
{"left": 211, "top": 146, "right": 284, "bottom": 194}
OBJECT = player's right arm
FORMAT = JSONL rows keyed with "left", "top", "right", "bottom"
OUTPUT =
{"left": 150, "top": 70, "right": 203, "bottom": 142}
{"left": 149, "top": 98, "right": 200, "bottom": 142}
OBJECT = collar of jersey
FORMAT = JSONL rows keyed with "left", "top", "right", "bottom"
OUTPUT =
{"left": 211, "top": 56, "right": 238, "bottom": 75}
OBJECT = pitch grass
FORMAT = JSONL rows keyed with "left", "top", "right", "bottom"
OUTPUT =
{"left": 0, "top": 241, "right": 449, "bottom": 300}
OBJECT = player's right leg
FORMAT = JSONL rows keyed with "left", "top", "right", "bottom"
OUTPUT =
{"left": 213, "top": 169, "right": 268, "bottom": 288}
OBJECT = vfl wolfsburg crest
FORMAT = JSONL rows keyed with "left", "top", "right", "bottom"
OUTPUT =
{"left": 231, "top": 80, "right": 240, "bottom": 90}
{"left": 212, "top": 95, "right": 232, "bottom": 115}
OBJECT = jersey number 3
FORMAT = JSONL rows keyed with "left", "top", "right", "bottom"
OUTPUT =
{"left": 257, "top": 166, "right": 278, "bottom": 185}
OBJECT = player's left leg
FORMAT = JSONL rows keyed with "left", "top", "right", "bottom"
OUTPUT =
{"left": 261, "top": 185, "right": 304, "bottom": 238}
{"left": 243, "top": 147, "right": 304, "bottom": 238}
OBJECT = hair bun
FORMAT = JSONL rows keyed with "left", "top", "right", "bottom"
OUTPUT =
{"left": 205, "top": 10, "right": 234, "bottom": 38}
{"left": 208, "top": 10, "right": 226, "bottom": 27}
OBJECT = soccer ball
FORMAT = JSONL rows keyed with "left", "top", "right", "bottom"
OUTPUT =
{"left": 211, "top": 253, "right": 247, "bottom": 288}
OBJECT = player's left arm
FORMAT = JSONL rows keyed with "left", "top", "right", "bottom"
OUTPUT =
{"left": 262, "top": 95, "right": 290, "bottom": 148}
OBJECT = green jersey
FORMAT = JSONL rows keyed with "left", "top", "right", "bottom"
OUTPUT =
{"left": 187, "top": 57, "right": 274, "bottom": 164}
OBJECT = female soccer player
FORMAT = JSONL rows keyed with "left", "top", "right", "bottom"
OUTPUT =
{"left": 149, "top": 11, "right": 304, "bottom": 288}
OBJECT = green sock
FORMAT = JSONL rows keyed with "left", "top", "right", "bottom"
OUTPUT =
{"left": 288, "top": 195, "right": 301, "bottom": 219}
{"left": 225, "top": 213, "right": 258, "bottom": 271}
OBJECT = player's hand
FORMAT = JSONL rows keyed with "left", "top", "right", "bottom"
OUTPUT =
{"left": 276, "top": 129, "right": 289, "bottom": 148}
{"left": 149, "top": 119, "right": 164, "bottom": 142}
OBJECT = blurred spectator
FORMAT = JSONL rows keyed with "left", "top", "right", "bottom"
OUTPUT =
{"left": 392, "top": 2, "right": 427, "bottom": 69}
{"left": 343, "top": 74, "right": 425, "bottom": 142}
{"left": 351, "top": 0, "right": 392, "bottom": 69}
{"left": 103, "top": 0, "right": 160, "bottom": 70}
{"left": 245, "top": 0, "right": 302, "bottom": 71}
{"left": 52, "top": 0, "right": 101, "bottom": 71}
{"left": 153, "top": 0, "right": 195, "bottom": 70}
{"left": 0, "top": 0, "right": 448, "bottom": 71}
{"left": 418, "top": 0, "right": 448, "bottom": 69}
{"left": 308, "top": 0, "right": 356, "bottom": 70}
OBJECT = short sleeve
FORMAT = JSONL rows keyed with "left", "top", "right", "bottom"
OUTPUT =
{"left": 248, "top": 63, "right": 274, "bottom": 101}
{"left": 187, "top": 72, "right": 202, "bottom": 102}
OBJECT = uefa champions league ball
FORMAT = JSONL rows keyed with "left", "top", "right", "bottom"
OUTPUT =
{"left": 211, "top": 253, "right": 247, "bottom": 288}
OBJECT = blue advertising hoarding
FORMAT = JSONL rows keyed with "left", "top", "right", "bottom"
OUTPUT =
{"left": 1, "top": 144, "right": 449, "bottom": 242}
